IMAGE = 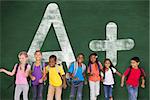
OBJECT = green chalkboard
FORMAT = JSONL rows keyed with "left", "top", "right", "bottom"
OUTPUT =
{"left": 0, "top": 0, "right": 149, "bottom": 100}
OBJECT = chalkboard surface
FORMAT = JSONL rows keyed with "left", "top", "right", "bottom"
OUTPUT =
{"left": 0, "top": 0, "right": 149, "bottom": 100}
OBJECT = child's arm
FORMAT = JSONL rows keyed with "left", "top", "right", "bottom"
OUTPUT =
{"left": 62, "top": 75, "right": 67, "bottom": 89}
{"left": 0, "top": 66, "right": 17, "bottom": 76}
{"left": 116, "top": 71, "right": 122, "bottom": 77}
{"left": 39, "top": 67, "right": 47, "bottom": 83}
{"left": 83, "top": 72, "right": 88, "bottom": 85}
{"left": 29, "top": 70, "right": 36, "bottom": 81}
{"left": 141, "top": 76, "right": 145, "bottom": 88}
{"left": 121, "top": 75, "right": 125, "bottom": 87}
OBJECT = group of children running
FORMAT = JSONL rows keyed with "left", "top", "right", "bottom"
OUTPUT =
{"left": 0, "top": 50, "right": 146, "bottom": 100}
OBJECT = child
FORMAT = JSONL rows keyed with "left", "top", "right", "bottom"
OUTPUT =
{"left": 87, "top": 53, "right": 103, "bottom": 100}
{"left": 121, "top": 57, "right": 146, "bottom": 100}
{"left": 68, "top": 53, "right": 86, "bottom": 100}
{"left": 0, "top": 51, "right": 31, "bottom": 100}
{"left": 103, "top": 58, "right": 122, "bottom": 100}
{"left": 44, "top": 55, "right": 67, "bottom": 100}
{"left": 29, "top": 50, "right": 46, "bottom": 100}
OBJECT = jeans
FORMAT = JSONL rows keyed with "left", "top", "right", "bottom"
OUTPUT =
{"left": 104, "top": 85, "right": 113, "bottom": 100}
{"left": 14, "top": 84, "right": 29, "bottom": 100}
{"left": 89, "top": 81, "right": 100, "bottom": 100}
{"left": 127, "top": 85, "right": 138, "bottom": 100}
{"left": 32, "top": 84, "right": 43, "bottom": 100}
{"left": 70, "top": 82, "right": 84, "bottom": 100}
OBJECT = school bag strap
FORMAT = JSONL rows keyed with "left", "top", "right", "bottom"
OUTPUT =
{"left": 103, "top": 67, "right": 115, "bottom": 79}
{"left": 89, "top": 61, "right": 102, "bottom": 74}
{"left": 73, "top": 61, "right": 86, "bottom": 76}
{"left": 7, "top": 63, "right": 29, "bottom": 89}
{"left": 15, "top": 63, "right": 29, "bottom": 74}
{"left": 31, "top": 62, "right": 45, "bottom": 72}
{"left": 126, "top": 66, "right": 146, "bottom": 81}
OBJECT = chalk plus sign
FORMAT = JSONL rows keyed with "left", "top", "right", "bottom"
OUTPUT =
{"left": 89, "top": 22, "right": 135, "bottom": 66}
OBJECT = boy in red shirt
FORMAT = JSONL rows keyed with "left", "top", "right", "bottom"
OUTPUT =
{"left": 121, "top": 57, "right": 146, "bottom": 100}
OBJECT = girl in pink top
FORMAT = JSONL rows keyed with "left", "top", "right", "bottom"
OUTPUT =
{"left": 0, "top": 51, "right": 31, "bottom": 100}
{"left": 87, "top": 53, "right": 103, "bottom": 100}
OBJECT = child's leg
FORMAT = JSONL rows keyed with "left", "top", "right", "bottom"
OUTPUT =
{"left": 47, "top": 85, "right": 55, "bottom": 100}
{"left": 127, "top": 85, "right": 137, "bottom": 100}
{"left": 37, "top": 84, "right": 44, "bottom": 100}
{"left": 14, "top": 85, "right": 23, "bottom": 100}
{"left": 108, "top": 85, "right": 113, "bottom": 100}
{"left": 22, "top": 84, "right": 29, "bottom": 100}
{"left": 104, "top": 85, "right": 109, "bottom": 100}
{"left": 95, "top": 81, "right": 100, "bottom": 96}
{"left": 55, "top": 86, "right": 62, "bottom": 100}
{"left": 32, "top": 85, "right": 38, "bottom": 100}
{"left": 89, "top": 81, "right": 96, "bottom": 100}
{"left": 133, "top": 87, "right": 138, "bottom": 100}
{"left": 77, "top": 82, "right": 84, "bottom": 100}
{"left": 70, "top": 84, "right": 77, "bottom": 100}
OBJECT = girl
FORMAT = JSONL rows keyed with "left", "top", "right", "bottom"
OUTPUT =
{"left": 44, "top": 55, "right": 67, "bottom": 100}
{"left": 0, "top": 51, "right": 31, "bottom": 100}
{"left": 87, "top": 53, "right": 103, "bottom": 100}
{"left": 68, "top": 53, "right": 87, "bottom": 100}
{"left": 29, "top": 50, "right": 46, "bottom": 100}
{"left": 103, "top": 58, "right": 122, "bottom": 100}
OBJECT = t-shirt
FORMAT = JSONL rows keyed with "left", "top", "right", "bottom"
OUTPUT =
{"left": 31, "top": 65, "right": 43, "bottom": 85}
{"left": 15, "top": 64, "right": 31, "bottom": 85}
{"left": 124, "top": 67, "right": 145, "bottom": 87}
{"left": 88, "top": 63, "right": 102, "bottom": 82}
{"left": 103, "top": 67, "right": 116, "bottom": 85}
{"left": 46, "top": 65, "right": 65, "bottom": 87}
{"left": 68, "top": 63, "right": 85, "bottom": 81}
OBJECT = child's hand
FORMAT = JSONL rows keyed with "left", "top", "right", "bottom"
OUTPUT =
{"left": 0, "top": 68, "right": 4, "bottom": 72}
{"left": 101, "top": 79, "right": 104, "bottom": 82}
{"left": 31, "top": 76, "right": 36, "bottom": 81}
{"left": 39, "top": 78, "right": 43, "bottom": 83}
{"left": 74, "top": 77, "right": 79, "bottom": 80}
{"left": 121, "top": 83, "right": 124, "bottom": 87}
{"left": 141, "top": 84, "right": 145, "bottom": 88}
{"left": 84, "top": 80, "right": 88, "bottom": 85}
{"left": 62, "top": 83, "right": 67, "bottom": 89}
{"left": 43, "top": 76, "right": 47, "bottom": 81}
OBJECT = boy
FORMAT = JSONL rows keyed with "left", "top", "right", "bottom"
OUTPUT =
{"left": 68, "top": 53, "right": 87, "bottom": 100}
{"left": 121, "top": 57, "right": 146, "bottom": 100}
{"left": 44, "top": 55, "right": 67, "bottom": 100}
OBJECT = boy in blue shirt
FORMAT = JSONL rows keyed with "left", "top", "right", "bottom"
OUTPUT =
{"left": 68, "top": 53, "right": 86, "bottom": 100}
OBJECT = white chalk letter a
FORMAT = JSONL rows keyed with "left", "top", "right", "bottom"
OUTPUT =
{"left": 28, "top": 3, "right": 75, "bottom": 66}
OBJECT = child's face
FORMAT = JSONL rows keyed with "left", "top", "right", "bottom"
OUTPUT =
{"left": 49, "top": 58, "right": 56, "bottom": 67}
{"left": 34, "top": 52, "right": 42, "bottom": 61}
{"left": 90, "top": 55, "right": 97, "bottom": 63}
{"left": 104, "top": 60, "right": 111, "bottom": 68}
{"left": 18, "top": 54, "right": 28, "bottom": 64}
{"left": 77, "top": 55, "right": 84, "bottom": 63}
{"left": 131, "top": 60, "right": 139, "bottom": 68}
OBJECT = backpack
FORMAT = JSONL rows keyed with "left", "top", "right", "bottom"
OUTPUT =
{"left": 30, "top": 62, "right": 45, "bottom": 86}
{"left": 88, "top": 61, "right": 102, "bottom": 77}
{"left": 7, "top": 63, "right": 29, "bottom": 89}
{"left": 103, "top": 67, "right": 115, "bottom": 80}
{"left": 126, "top": 66, "right": 146, "bottom": 81}
{"left": 31, "top": 62, "right": 45, "bottom": 72}
{"left": 47, "top": 64, "right": 63, "bottom": 79}
{"left": 73, "top": 61, "right": 86, "bottom": 76}
{"left": 66, "top": 61, "right": 86, "bottom": 86}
